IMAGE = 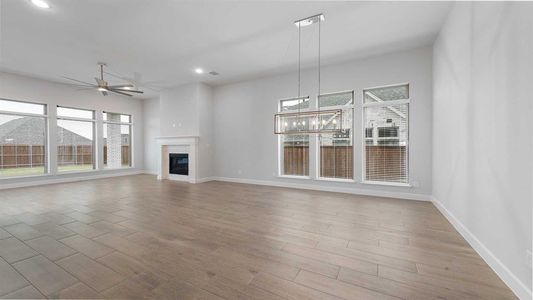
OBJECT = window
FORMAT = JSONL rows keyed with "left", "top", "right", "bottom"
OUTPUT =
{"left": 0, "top": 99, "right": 47, "bottom": 177}
{"left": 363, "top": 84, "right": 409, "bottom": 183}
{"left": 57, "top": 106, "right": 95, "bottom": 172}
{"left": 279, "top": 98, "right": 309, "bottom": 176}
{"left": 318, "top": 91, "right": 353, "bottom": 179}
{"left": 281, "top": 97, "right": 309, "bottom": 112}
{"left": 103, "top": 112, "right": 132, "bottom": 169}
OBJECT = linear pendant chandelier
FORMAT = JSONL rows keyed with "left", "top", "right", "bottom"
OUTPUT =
{"left": 274, "top": 14, "right": 343, "bottom": 135}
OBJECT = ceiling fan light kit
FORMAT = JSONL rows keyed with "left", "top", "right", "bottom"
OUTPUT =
{"left": 274, "top": 13, "right": 344, "bottom": 135}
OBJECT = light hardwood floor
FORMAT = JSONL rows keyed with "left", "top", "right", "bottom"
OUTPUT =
{"left": 0, "top": 175, "right": 517, "bottom": 299}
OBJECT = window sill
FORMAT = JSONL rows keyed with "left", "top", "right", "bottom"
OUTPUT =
{"left": 361, "top": 180, "right": 411, "bottom": 187}
{"left": 1, "top": 167, "right": 136, "bottom": 181}
{"left": 277, "top": 175, "right": 311, "bottom": 180}
{"left": 315, "top": 177, "right": 356, "bottom": 183}
{"left": 0, "top": 173, "right": 53, "bottom": 181}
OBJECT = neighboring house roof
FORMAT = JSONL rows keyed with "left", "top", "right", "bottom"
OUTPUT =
{"left": 0, "top": 117, "right": 92, "bottom": 145}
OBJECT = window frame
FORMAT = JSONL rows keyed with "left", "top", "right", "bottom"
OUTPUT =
{"left": 0, "top": 98, "right": 49, "bottom": 179}
{"left": 361, "top": 83, "right": 410, "bottom": 186}
{"left": 277, "top": 97, "right": 311, "bottom": 178}
{"left": 56, "top": 105, "right": 96, "bottom": 173}
{"left": 102, "top": 111, "right": 133, "bottom": 169}
{"left": 316, "top": 90, "right": 355, "bottom": 182}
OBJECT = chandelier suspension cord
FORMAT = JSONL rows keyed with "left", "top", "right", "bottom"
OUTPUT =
{"left": 318, "top": 16, "right": 321, "bottom": 113}
{"left": 297, "top": 20, "right": 302, "bottom": 131}
{"left": 298, "top": 21, "right": 301, "bottom": 99}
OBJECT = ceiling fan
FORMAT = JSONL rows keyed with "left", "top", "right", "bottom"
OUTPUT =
{"left": 63, "top": 63, "right": 144, "bottom": 97}
{"left": 104, "top": 71, "right": 163, "bottom": 93}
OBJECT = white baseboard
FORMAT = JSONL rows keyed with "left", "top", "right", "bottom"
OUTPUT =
{"left": 0, "top": 170, "right": 145, "bottom": 190}
{"left": 142, "top": 170, "right": 158, "bottom": 175}
{"left": 210, "top": 176, "right": 431, "bottom": 201}
{"left": 196, "top": 177, "right": 214, "bottom": 183}
{"left": 432, "top": 197, "right": 531, "bottom": 300}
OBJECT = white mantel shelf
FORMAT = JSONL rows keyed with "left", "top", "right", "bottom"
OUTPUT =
{"left": 156, "top": 136, "right": 199, "bottom": 183}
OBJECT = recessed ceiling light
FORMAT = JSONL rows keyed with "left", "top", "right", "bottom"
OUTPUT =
{"left": 194, "top": 68, "right": 204, "bottom": 74}
{"left": 31, "top": 0, "right": 51, "bottom": 9}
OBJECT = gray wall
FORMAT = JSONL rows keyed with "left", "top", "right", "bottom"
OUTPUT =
{"left": 433, "top": 2, "right": 532, "bottom": 298}
{"left": 212, "top": 46, "right": 433, "bottom": 197}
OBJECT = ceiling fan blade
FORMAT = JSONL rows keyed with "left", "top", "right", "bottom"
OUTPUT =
{"left": 67, "top": 83, "right": 96, "bottom": 88}
{"left": 107, "top": 84, "right": 134, "bottom": 89}
{"left": 62, "top": 76, "right": 95, "bottom": 86}
{"left": 109, "top": 89, "right": 133, "bottom": 97}
{"left": 111, "top": 88, "right": 144, "bottom": 94}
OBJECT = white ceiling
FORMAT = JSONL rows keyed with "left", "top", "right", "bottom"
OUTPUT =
{"left": 0, "top": 1, "right": 451, "bottom": 99}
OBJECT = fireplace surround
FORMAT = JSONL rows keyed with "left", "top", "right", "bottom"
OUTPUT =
{"left": 155, "top": 136, "right": 198, "bottom": 183}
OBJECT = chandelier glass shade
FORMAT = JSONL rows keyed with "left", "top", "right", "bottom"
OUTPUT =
{"left": 274, "top": 109, "right": 343, "bottom": 134}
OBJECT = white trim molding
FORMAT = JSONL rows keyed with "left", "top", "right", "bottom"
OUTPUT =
{"left": 142, "top": 170, "right": 158, "bottom": 175}
{"left": 212, "top": 176, "right": 431, "bottom": 201}
{"left": 0, "top": 170, "right": 144, "bottom": 190}
{"left": 432, "top": 197, "right": 531, "bottom": 300}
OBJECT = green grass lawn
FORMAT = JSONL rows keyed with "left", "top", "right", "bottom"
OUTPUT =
{"left": 0, "top": 164, "right": 94, "bottom": 177}
{"left": 57, "top": 164, "right": 94, "bottom": 172}
{"left": 0, "top": 167, "right": 45, "bottom": 177}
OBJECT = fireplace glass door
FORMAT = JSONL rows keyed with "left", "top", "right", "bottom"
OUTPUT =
{"left": 169, "top": 153, "right": 189, "bottom": 176}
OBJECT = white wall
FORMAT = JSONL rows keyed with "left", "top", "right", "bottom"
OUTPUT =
{"left": 432, "top": 2, "right": 532, "bottom": 299}
{"left": 197, "top": 83, "right": 214, "bottom": 179}
{"left": 159, "top": 84, "right": 198, "bottom": 137}
{"left": 212, "top": 46, "right": 433, "bottom": 198}
{"left": 156, "top": 83, "right": 213, "bottom": 179}
{"left": 0, "top": 71, "right": 145, "bottom": 186}
{"left": 143, "top": 97, "right": 160, "bottom": 174}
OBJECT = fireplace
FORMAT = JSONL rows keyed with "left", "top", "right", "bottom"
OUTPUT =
{"left": 169, "top": 153, "right": 189, "bottom": 176}
{"left": 155, "top": 136, "right": 198, "bottom": 183}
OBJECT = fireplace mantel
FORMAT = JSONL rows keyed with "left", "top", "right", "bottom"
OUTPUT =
{"left": 155, "top": 136, "right": 199, "bottom": 183}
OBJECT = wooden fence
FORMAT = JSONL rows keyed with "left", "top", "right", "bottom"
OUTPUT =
{"left": 320, "top": 146, "right": 353, "bottom": 179}
{"left": 283, "top": 145, "right": 407, "bottom": 181}
{"left": 0, "top": 144, "right": 130, "bottom": 168}
{"left": 283, "top": 146, "right": 309, "bottom": 176}
{"left": 57, "top": 145, "right": 93, "bottom": 167}
{"left": 0, "top": 145, "right": 45, "bottom": 168}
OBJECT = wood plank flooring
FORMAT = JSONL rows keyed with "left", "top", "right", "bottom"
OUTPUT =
{"left": 0, "top": 175, "right": 517, "bottom": 299}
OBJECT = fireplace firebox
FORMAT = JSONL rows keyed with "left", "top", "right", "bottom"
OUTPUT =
{"left": 169, "top": 153, "right": 189, "bottom": 176}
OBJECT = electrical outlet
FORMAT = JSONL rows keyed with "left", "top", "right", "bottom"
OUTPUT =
{"left": 526, "top": 250, "right": 532, "bottom": 269}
